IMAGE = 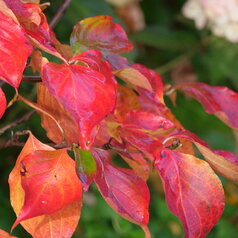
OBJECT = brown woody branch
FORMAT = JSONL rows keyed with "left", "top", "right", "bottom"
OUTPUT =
{"left": 0, "top": 111, "right": 35, "bottom": 136}
{"left": 22, "top": 75, "right": 42, "bottom": 83}
{"left": 50, "top": 0, "right": 72, "bottom": 28}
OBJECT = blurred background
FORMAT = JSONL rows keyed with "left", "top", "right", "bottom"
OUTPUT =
{"left": 1, "top": 0, "right": 238, "bottom": 237}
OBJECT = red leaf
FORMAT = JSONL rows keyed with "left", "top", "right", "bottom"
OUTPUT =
{"left": 122, "top": 110, "right": 174, "bottom": 131}
{"left": 42, "top": 61, "right": 117, "bottom": 149}
{"left": 176, "top": 82, "right": 238, "bottom": 130}
{"left": 0, "top": 11, "right": 32, "bottom": 88}
{"left": 9, "top": 133, "right": 82, "bottom": 238}
{"left": 133, "top": 64, "right": 164, "bottom": 103}
{"left": 103, "top": 52, "right": 130, "bottom": 70}
{"left": 12, "top": 149, "right": 82, "bottom": 229}
{"left": 0, "top": 88, "right": 7, "bottom": 118}
{"left": 4, "top": 0, "right": 65, "bottom": 61}
{"left": 93, "top": 148, "right": 150, "bottom": 234}
{"left": 155, "top": 149, "right": 225, "bottom": 238}
{"left": 70, "top": 15, "right": 133, "bottom": 54}
{"left": 69, "top": 50, "right": 117, "bottom": 86}
{"left": 120, "top": 127, "right": 162, "bottom": 159}
{"left": 167, "top": 129, "right": 238, "bottom": 182}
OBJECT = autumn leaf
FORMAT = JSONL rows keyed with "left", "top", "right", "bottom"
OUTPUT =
{"left": 4, "top": 0, "right": 65, "bottom": 61}
{"left": 12, "top": 149, "right": 82, "bottom": 229}
{"left": 114, "top": 84, "right": 141, "bottom": 122}
{"left": 155, "top": 149, "right": 225, "bottom": 238}
{"left": 120, "top": 127, "right": 162, "bottom": 159}
{"left": 111, "top": 140, "right": 150, "bottom": 180}
{"left": 114, "top": 67, "right": 152, "bottom": 92}
{"left": 167, "top": 129, "right": 238, "bottom": 183}
{"left": 70, "top": 15, "right": 133, "bottom": 54}
{"left": 0, "top": 229, "right": 17, "bottom": 238}
{"left": 122, "top": 110, "right": 174, "bottom": 133}
{"left": 0, "top": 11, "right": 32, "bottom": 88}
{"left": 42, "top": 61, "right": 117, "bottom": 149}
{"left": 176, "top": 82, "right": 238, "bottom": 130}
{"left": 133, "top": 64, "right": 164, "bottom": 103}
{"left": 37, "top": 83, "right": 79, "bottom": 145}
{"left": 93, "top": 148, "right": 150, "bottom": 236}
{"left": 0, "top": 88, "right": 7, "bottom": 118}
{"left": 9, "top": 133, "right": 83, "bottom": 237}
{"left": 73, "top": 146, "right": 97, "bottom": 191}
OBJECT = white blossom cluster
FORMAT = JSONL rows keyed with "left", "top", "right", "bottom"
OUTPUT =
{"left": 182, "top": 0, "right": 238, "bottom": 42}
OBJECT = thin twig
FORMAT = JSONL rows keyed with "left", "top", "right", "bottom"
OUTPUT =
{"left": 18, "top": 95, "right": 66, "bottom": 143}
{"left": 49, "top": 0, "right": 72, "bottom": 28}
{"left": 23, "top": 76, "right": 41, "bottom": 79}
{"left": 0, "top": 111, "right": 35, "bottom": 136}
{"left": 22, "top": 76, "right": 42, "bottom": 83}
{"left": 102, "top": 139, "right": 141, "bottom": 154}
{"left": 0, "top": 140, "right": 25, "bottom": 149}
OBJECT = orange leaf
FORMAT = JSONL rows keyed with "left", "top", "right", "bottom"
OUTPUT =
{"left": 12, "top": 149, "right": 82, "bottom": 229}
{"left": 37, "top": 83, "right": 79, "bottom": 145}
{"left": 115, "top": 67, "right": 152, "bottom": 92}
{"left": 9, "top": 133, "right": 82, "bottom": 237}
{"left": 114, "top": 84, "right": 140, "bottom": 122}
{"left": 0, "top": 229, "right": 17, "bottom": 238}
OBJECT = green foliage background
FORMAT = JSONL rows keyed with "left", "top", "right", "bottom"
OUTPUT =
{"left": 1, "top": 0, "right": 238, "bottom": 237}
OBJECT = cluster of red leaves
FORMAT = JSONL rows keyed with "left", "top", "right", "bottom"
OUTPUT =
{"left": 0, "top": 1, "right": 238, "bottom": 238}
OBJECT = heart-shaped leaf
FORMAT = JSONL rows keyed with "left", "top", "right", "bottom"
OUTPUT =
{"left": 42, "top": 60, "right": 117, "bottom": 149}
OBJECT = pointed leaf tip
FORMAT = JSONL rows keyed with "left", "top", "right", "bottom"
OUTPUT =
{"left": 93, "top": 149, "right": 150, "bottom": 227}
{"left": 176, "top": 82, "right": 238, "bottom": 130}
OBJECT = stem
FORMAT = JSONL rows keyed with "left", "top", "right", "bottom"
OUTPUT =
{"left": 0, "top": 111, "right": 35, "bottom": 136}
{"left": 156, "top": 53, "right": 188, "bottom": 75}
{"left": 7, "top": 91, "right": 19, "bottom": 108}
{"left": 49, "top": 0, "right": 72, "bottom": 28}
{"left": 155, "top": 35, "right": 216, "bottom": 75}
{"left": 22, "top": 75, "right": 42, "bottom": 83}
{"left": 18, "top": 95, "right": 66, "bottom": 142}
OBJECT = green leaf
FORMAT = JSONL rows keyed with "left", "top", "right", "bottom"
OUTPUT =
{"left": 73, "top": 145, "right": 97, "bottom": 191}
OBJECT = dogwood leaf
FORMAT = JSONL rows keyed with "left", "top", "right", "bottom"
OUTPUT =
{"left": 155, "top": 149, "right": 224, "bottom": 238}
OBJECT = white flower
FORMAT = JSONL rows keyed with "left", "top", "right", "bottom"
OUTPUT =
{"left": 182, "top": 0, "right": 238, "bottom": 42}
